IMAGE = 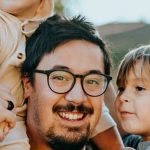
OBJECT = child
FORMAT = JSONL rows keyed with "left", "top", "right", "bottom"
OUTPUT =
{"left": 0, "top": 0, "right": 54, "bottom": 149}
{"left": 115, "top": 45, "right": 150, "bottom": 150}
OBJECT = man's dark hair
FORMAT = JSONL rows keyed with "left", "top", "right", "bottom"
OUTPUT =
{"left": 21, "top": 14, "right": 111, "bottom": 83}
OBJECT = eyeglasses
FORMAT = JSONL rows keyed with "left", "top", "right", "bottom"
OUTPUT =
{"left": 34, "top": 69, "right": 112, "bottom": 97}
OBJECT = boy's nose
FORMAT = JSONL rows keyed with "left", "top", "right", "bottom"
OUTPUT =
{"left": 65, "top": 79, "right": 87, "bottom": 104}
{"left": 119, "top": 89, "right": 131, "bottom": 103}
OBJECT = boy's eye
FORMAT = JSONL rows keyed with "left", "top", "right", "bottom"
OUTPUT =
{"left": 118, "top": 87, "right": 125, "bottom": 92}
{"left": 135, "top": 86, "right": 145, "bottom": 91}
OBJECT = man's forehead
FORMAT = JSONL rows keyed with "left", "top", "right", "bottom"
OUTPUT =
{"left": 37, "top": 40, "right": 104, "bottom": 72}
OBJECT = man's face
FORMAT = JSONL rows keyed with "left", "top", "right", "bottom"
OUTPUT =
{"left": 25, "top": 40, "right": 104, "bottom": 150}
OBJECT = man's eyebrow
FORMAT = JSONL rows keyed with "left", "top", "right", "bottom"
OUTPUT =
{"left": 86, "top": 70, "right": 103, "bottom": 74}
{"left": 52, "top": 66, "right": 103, "bottom": 74}
{"left": 52, "top": 65, "right": 69, "bottom": 70}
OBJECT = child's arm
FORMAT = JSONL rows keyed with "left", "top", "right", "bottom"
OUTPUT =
{"left": 92, "top": 126, "right": 124, "bottom": 150}
{"left": 90, "top": 83, "right": 124, "bottom": 150}
{"left": 91, "top": 103, "right": 124, "bottom": 150}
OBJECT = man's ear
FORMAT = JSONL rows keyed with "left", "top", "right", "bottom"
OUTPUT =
{"left": 22, "top": 77, "right": 32, "bottom": 99}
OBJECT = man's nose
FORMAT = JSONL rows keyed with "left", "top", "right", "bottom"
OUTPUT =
{"left": 65, "top": 79, "right": 87, "bottom": 103}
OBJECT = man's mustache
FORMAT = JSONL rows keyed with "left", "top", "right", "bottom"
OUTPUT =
{"left": 53, "top": 103, "right": 93, "bottom": 114}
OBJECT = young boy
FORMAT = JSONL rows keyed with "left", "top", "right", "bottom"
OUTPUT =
{"left": 115, "top": 45, "right": 150, "bottom": 150}
{"left": 0, "top": 0, "right": 54, "bottom": 149}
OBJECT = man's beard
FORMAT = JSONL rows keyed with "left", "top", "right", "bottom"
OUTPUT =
{"left": 33, "top": 102, "right": 93, "bottom": 150}
{"left": 44, "top": 125, "right": 90, "bottom": 150}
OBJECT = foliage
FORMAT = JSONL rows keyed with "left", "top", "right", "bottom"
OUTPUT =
{"left": 54, "top": 0, "right": 64, "bottom": 14}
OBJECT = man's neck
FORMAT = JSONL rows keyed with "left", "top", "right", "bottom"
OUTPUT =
{"left": 30, "top": 142, "right": 52, "bottom": 150}
{"left": 30, "top": 143, "right": 86, "bottom": 150}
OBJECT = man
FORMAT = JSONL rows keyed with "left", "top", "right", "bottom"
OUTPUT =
{"left": 21, "top": 15, "right": 125, "bottom": 150}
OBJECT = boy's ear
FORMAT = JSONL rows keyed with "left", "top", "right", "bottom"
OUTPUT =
{"left": 22, "top": 77, "right": 32, "bottom": 99}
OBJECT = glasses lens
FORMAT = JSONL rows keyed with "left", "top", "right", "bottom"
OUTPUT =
{"left": 83, "top": 74, "right": 107, "bottom": 96}
{"left": 48, "top": 71, "right": 74, "bottom": 93}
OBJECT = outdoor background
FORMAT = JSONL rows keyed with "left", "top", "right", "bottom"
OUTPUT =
{"left": 54, "top": 0, "right": 150, "bottom": 86}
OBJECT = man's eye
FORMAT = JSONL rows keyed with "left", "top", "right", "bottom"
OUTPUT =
{"left": 135, "top": 86, "right": 145, "bottom": 91}
{"left": 53, "top": 76, "right": 67, "bottom": 81}
{"left": 86, "top": 80, "right": 99, "bottom": 85}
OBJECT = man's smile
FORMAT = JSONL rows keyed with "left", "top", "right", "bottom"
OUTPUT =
{"left": 58, "top": 111, "right": 85, "bottom": 121}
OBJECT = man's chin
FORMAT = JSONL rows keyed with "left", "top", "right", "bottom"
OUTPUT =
{"left": 46, "top": 135, "right": 88, "bottom": 150}
{"left": 44, "top": 126, "right": 90, "bottom": 150}
{"left": 43, "top": 123, "right": 91, "bottom": 150}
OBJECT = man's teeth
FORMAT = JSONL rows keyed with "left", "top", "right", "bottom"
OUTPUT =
{"left": 59, "top": 112, "right": 84, "bottom": 120}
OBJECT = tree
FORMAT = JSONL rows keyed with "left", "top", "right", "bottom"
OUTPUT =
{"left": 54, "top": 0, "right": 64, "bottom": 15}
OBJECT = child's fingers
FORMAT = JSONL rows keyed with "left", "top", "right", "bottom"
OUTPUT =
{"left": 0, "top": 122, "right": 11, "bottom": 141}
{"left": 4, "top": 111, "right": 16, "bottom": 128}
{"left": 0, "top": 122, "right": 9, "bottom": 134}
{"left": 0, "top": 128, "right": 5, "bottom": 141}
{"left": 0, "top": 106, "right": 16, "bottom": 127}
{"left": 0, "top": 122, "right": 7, "bottom": 141}
{"left": 4, "top": 123, "right": 9, "bottom": 135}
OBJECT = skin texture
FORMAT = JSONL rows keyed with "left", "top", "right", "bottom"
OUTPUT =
{"left": 23, "top": 40, "right": 105, "bottom": 150}
{"left": 0, "top": 0, "right": 53, "bottom": 19}
{"left": 115, "top": 60, "right": 150, "bottom": 141}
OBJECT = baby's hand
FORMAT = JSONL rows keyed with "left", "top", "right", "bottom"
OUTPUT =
{"left": 0, "top": 122, "right": 9, "bottom": 141}
{"left": 0, "top": 103, "right": 16, "bottom": 141}
{"left": 0, "top": 85, "right": 16, "bottom": 141}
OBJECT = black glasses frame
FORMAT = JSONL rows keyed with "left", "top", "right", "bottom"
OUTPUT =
{"left": 34, "top": 69, "right": 112, "bottom": 97}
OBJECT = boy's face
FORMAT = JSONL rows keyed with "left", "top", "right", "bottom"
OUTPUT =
{"left": 115, "top": 60, "right": 150, "bottom": 140}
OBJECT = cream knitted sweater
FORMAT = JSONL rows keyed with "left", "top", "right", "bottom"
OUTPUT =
{"left": 0, "top": 0, "right": 53, "bottom": 118}
{"left": 0, "top": 1, "right": 53, "bottom": 148}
